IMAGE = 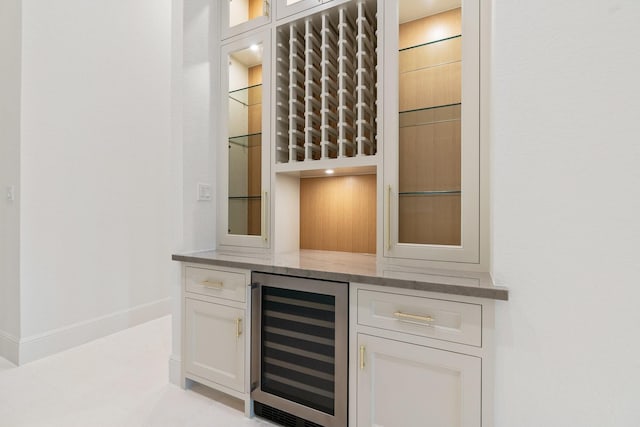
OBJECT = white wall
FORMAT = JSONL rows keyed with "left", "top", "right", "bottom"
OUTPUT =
{"left": 18, "top": 0, "right": 174, "bottom": 363}
{"left": 492, "top": 0, "right": 640, "bottom": 425}
{"left": 182, "top": 0, "right": 216, "bottom": 252}
{"left": 169, "top": 0, "right": 186, "bottom": 384}
{"left": 0, "top": 0, "right": 22, "bottom": 363}
{"left": 170, "top": 0, "right": 217, "bottom": 381}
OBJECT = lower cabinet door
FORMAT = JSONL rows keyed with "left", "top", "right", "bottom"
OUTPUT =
{"left": 357, "top": 334, "right": 481, "bottom": 427}
{"left": 185, "top": 298, "right": 245, "bottom": 392}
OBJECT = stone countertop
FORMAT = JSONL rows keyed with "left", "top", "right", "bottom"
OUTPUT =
{"left": 172, "top": 249, "right": 508, "bottom": 301}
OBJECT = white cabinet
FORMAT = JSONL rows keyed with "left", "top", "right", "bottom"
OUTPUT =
{"left": 382, "top": 0, "right": 484, "bottom": 265}
{"left": 184, "top": 298, "right": 245, "bottom": 392}
{"left": 356, "top": 288, "right": 482, "bottom": 347}
{"left": 356, "top": 334, "right": 481, "bottom": 427}
{"left": 350, "top": 282, "right": 493, "bottom": 427}
{"left": 181, "top": 264, "right": 251, "bottom": 414}
{"left": 221, "top": 0, "right": 271, "bottom": 40}
{"left": 275, "top": 0, "right": 322, "bottom": 19}
{"left": 185, "top": 266, "right": 248, "bottom": 302}
{"left": 275, "top": 0, "right": 352, "bottom": 20}
{"left": 218, "top": 31, "right": 272, "bottom": 250}
{"left": 210, "top": 0, "right": 490, "bottom": 268}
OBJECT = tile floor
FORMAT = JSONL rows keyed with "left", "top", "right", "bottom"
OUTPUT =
{"left": 0, "top": 316, "right": 276, "bottom": 427}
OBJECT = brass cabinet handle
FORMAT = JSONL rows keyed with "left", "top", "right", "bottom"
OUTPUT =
{"left": 393, "top": 311, "right": 435, "bottom": 324}
{"left": 200, "top": 280, "right": 224, "bottom": 289}
{"left": 385, "top": 185, "right": 391, "bottom": 251}
{"left": 261, "top": 191, "right": 268, "bottom": 242}
{"left": 236, "top": 318, "right": 242, "bottom": 338}
{"left": 359, "top": 345, "right": 365, "bottom": 370}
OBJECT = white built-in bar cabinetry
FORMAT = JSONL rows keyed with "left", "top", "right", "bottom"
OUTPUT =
{"left": 176, "top": 252, "right": 500, "bottom": 427}
{"left": 350, "top": 281, "right": 493, "bottom": 427}
{"left": 184, "top": 0, "right": 497, "bottom": 425}
{"left": 216, "top": 0, "right": 488, "bottom": 270}
{"left": 181, "top": 265, "right": 252, "bottom": 415}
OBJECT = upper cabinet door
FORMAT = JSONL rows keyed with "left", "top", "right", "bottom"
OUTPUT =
{"left": 218, "top": 31, "right": 271, "bottom": 249}
{"left": 275, "top": 0, "right": 323, "bottom": 20}
{"left": 275, "top": 0, "right": 355, "bottom": 21}
{"left": 221, "top": 0, "right": 272, "bottom": 40}
{"left": 383, "top": 0, "right": 481, "bottom": 263}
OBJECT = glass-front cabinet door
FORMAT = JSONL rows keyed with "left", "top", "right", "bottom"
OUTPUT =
{"left": 218, "top": 32, "right": 271, "bottom": 248}
{"left": 275, "top": 0, "right": 355, "bottom": 21}
{"left": 275, "top": 0, "right": 325, "bottom": 20}
{"left": 221, "top": 0, "right": 271, "bottom": 40}
{"left": 384, "top": 0, "right": 480, "bottom": 263}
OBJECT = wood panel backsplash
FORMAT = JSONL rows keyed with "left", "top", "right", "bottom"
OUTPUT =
{"left": 300, "top": 175, "right": 377, "bottom": 254}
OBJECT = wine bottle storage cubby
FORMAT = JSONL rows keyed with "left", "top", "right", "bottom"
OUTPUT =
{"left": 275, "top": 0, "right": 378, "bottom": 164}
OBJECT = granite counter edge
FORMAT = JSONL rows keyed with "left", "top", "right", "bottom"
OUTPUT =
{"left": 172, "top": 254, "right": 509, "bottom": 301}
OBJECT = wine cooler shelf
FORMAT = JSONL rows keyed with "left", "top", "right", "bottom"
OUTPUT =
{"left": 275, "top": 0, "right": 378, "bottom": 164}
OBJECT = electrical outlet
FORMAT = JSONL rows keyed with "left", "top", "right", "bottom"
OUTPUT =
{"left": 197, "top": 183, "right": 212, "bottom": 201}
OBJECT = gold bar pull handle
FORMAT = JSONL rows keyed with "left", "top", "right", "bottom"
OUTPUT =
{"left": 359, "top": 345, "right": 365, "bottom": 370}
{"left": 261, "top": 191, "right": 268, "bottom": 242}
{"left": 393, "top": 311, "right": 435, "bottom": 325}
{"left": 385, "top": 185, "right": 391, "bottom": 251}
{"left": 201, "top": 280, "right": 224, "bottom": 289}
{"left": 236, "top": 318, "right": 242, "bottom": 338}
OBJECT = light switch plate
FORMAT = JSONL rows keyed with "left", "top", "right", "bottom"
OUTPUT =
{"left": 197, "top": 183, "right": 212, "bottom": 201}
{"left": 6, "top": 186, "right": 15, "bottom": 201}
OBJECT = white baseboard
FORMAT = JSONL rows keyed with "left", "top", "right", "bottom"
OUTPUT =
{"left": 18, "top": 297, "right": 171, "bottom": 365}
{"left": 169, "top": 354, "right": 182, "bottom": 386}
{"left": 0, "top": 330, "right": 19, "bottom": 364}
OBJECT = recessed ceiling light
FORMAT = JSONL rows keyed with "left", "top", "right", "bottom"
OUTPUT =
{"left": 250, "top": 44, "right": 259, "bottom": 52}
{"left": 325, "top": 169, "right": 335, "bottom": 175}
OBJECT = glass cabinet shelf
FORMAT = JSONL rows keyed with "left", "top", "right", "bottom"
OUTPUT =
{"left": 399, "top": 103, "right": 461, "bottom": 128}
{"left": 399, "top": 190, "right": 461, "bottom": 196}
{"left": 399, "top": 34, "right": 462, "bottom": 76}
{"left": 228, "top": 195, "right": 262, "bottom": 200}
{"left": 229, "top": 132, "right": 262, "bottom": 148}
{"left": 229, "top": 83, "right": 263, "bottom": 107}
{"left": 399, "top": 34, "right": 461, "bottom": 52}
{"left": 399, "top": 59, "right": 461, "bottom": 76}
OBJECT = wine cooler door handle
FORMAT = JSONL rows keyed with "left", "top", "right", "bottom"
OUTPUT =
{"left": 250, "top": 283, "right": 261, "bottom": 392}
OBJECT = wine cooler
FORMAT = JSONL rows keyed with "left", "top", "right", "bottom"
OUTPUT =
{"left": 251, "top": 272, "right": 348, "bottom": 427}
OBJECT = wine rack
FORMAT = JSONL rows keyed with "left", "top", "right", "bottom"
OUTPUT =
{"left": 275, "top": 0, "right": 378, "bottom": 164}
